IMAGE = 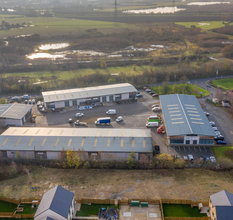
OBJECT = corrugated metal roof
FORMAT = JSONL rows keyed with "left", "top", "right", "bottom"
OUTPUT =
{"left": 42, "top": 83, "right": 137, "bottom": 103}
{"left": 160, "top": 94, "right": 215, "bottom": 137}
{"left": 0, "top": 127, "right": 152, "bottom": 153}
{"left": 0, "top": 103, "right": 32, "bottom": 120}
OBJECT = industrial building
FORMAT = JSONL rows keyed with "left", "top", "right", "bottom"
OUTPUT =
{"left": 0, "top": 103, "right": 32, "bottom": 127}
{"left": 42, "top": 83, "right": 137, "bottom": 109}
{"left": 160, "top": 94, "right": 215, "bottom": 145}
{"left": 0, "top": 127, "right": 152, "bottom": 161}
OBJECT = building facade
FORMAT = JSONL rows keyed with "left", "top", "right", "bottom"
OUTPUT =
{"left": 42, "top": 83, "right": 137, "bottom": 109}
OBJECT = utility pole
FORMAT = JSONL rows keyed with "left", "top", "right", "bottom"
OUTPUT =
{"left": 114, "top": 0, "right": 118, "bottom": 26}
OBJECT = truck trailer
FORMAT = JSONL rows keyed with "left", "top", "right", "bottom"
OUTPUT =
{"left": 95, "top": 117, "right": 111, "bottom": 125}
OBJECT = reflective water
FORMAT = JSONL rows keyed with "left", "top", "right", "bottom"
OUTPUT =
{"left": 187, "top": 2, "right": 230, "bottom": 5}
{"left": 123, "top": 7, "right": 186, "bottom": 14}
{"left": 39, "top": 43, "right": 70, "bottom": 50}
{"left": 26, "top": 53, "right": 66, "bottom": 60}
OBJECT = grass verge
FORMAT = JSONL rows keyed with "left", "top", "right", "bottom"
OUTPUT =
{"left": 76, "top": 204, "right": 119, "bottom": 217}
{"left": 212, "top": 78, "right": 233, "bottom": 90}
{"left": 212, "top": 147, "right": 233, "bottom": 161}
{"left": 163, "top": 204, "right": 207, "bottom": 217}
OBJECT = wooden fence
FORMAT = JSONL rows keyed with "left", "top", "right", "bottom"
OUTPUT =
{"left": 161, "top": 199, "right": 209, "bottom": 207}
{"left": 13, "top": 214, "right": 35, "bottom": 218}
{"left": 160, "top": 200, "right": 165, "bottom": 220}
{"left": 20, "top": 198, "right": 41, "bottom": 204}
{"left": 0, "top": 195, "right": 19, "bottom": 204}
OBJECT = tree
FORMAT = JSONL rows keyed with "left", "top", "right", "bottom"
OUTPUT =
{"left": 66, "top": 149, "right": 81, "bottom": 169}
{"left": 100, "top": 60, "right": 107, "bottom": 69}
{"left": 0, "top": 98, "right": 6, "bottom": 104}
{"left": 184, "top": 57, "right": 190, "bottom": 64}
{"left": 127, "top": 151, "right": 136, "bottom": 169}
{"left": 108, "top": 78, "right": 116, "bottom": 84}
{"left": 184, "top": 84, "right": 192, "bottom": 94}
{"left": 16, "top": 151, "right": 22, "bottom": 160}
{"left": 173, "top": 84, "right": 180, "bottom": 94}
{"left": 179, "top": 76, "right": 188, "bottom": 85}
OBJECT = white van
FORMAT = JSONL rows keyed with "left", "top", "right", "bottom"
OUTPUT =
{"left": 146, "top": 122, "right": 159, "bottom": 127}
{"left": 148, "top": 115, "right": 159, "bottom": 119}
{"left": 106, "top": 109, "right": 116, "bottom": 115}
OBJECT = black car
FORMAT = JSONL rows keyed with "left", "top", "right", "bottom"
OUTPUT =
{"left": 214, "top": 135, "right": 224, "bottom": 141}
{"left": 153, "top": 145, "right": 160, "bottom": 155}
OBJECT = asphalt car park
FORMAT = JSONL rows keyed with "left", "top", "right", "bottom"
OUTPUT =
{"left": 169, "top": 146, "right": 213, "bottom": 158}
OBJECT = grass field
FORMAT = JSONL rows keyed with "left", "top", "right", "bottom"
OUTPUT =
{"left": 1, "top": 168, "right": 233, "bottom": 201}
{"left": 151, "top": 84, "right": 210, "bottom": 97}
{"left": 76, "top": 204, "right": 119, "bottom": 217}
{"left": 212, "top": 78, "right": 233, "bottom": 90}
{"left": 162, "top": 204, "right": 207, "bottom": 217}
{"left": 1, "top": 64, "right": 178, "bottom": 81}
{"left": 212, "top": 147, "right": 233, "bottom": 161}
{"left": 176, "top": 21, "right": 233, "bottom": 30}
{"left": 0, "top": 16, "right": 137, "bottom": 37}
{"left": 0, "top": 200, "right": 17, "bottom": 212}
{"left": 20, "top": 204, "right": 37, "bottom": 214}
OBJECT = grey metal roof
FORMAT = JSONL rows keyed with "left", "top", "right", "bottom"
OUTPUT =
{"left": 215, "top": 206, "right": 233, "bottom": 220}
{"left": 35, "top": 185, "right": 74, "bottom": 219}
{"left": 160, "top": 94, "right": 215, "bottom": 137}
{"left": 0, "top": 127, "right": 152, "bottom": 153}
{"left": 0, "top": 103, "right": 32, "bottom": 120}
{"left": 210, "top": 190, "right": 233, "bottom": 206}
{"left": 42, "top": 83, "right": 137, "bottom": 103}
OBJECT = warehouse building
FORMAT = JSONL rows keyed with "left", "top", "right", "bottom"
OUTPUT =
{"left": 42, "top": 83, "right": 137, "bottom": 109}
{"left": 0, "top": 103, "right": 32, "bottom": 127}
{"left": 0, "top": 127, "right": 152, "bottom": 161}
{"left": 160, "top": 94, "right": 215, "bottom": 145}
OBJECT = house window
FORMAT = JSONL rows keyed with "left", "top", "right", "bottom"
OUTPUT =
{"left": 102, "top": 96, "right": 106, "bottom": 103}
{"left": 170, "top": 139, "right": 184, "bottom": 144}
{"left": 109, "top": 95, "right": 113, "bottom": 101}
{"left": 65, "top": 101, "right": 69, "bottom": 107}
{"left": 193, "top": 140, "right": 197, "bottom": 144}
{"left": 199, "top": 139, "right": 213, "bottom": 144}
{"left": 186, "top": 140, "right": 190, "bottom": 144}
{"left": 72, "top": 100, "right": 77, "bottom": 106}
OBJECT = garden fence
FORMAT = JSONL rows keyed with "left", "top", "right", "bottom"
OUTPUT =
{"left": 0, "top": 195, "right": 19, "bottom": 204}
{"left": 161, "top": 199, "right": 209, "bottom": 207}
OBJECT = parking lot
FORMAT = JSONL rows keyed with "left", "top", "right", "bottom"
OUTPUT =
{"left": 27, "top": 88, "right": 233, "bottom": 158}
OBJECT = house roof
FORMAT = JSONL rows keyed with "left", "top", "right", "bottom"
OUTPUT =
{"left": 215, "top": 206, "right": 233, "bottom": 220}
{"left": 0, "top": 127, "right": 152, "bottom": 153}
{"left": 34, "top": 185, "right": 74, "bottom": 219}
{"left": 42, "top": 83, "right": 137, "bottom": 103}
{"left": 210, "top": 190, "right": 233, "bottom": 206}
{"left": 40, "top": 217, "right": 55, "bottom": 220}
{"left": 160, "top": 94, "right": 215, "bottom": 137}
{"left": 0, "top": 103, "right": 32, "bottom": 120}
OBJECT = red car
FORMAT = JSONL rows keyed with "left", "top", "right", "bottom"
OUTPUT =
{"left": 143, "top": 87, "right": 148, "bottom": 90}
{"left": 152, "top": 94, "right": 159, "bottom": 97}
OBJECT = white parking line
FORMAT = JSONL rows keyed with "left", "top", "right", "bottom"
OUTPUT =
{"left": 178, "top": 146, "right": 180, "bottom": 151}
{"left": 184, "top": 147, "right": 186, "bottom": 152}
{"left": 194, "top": 147, "right": 197, "bottom": 152}
{"left": 204, "top": 147, "right": 207, "bottom": 152}
{"left": 189, "top": 146, "right": 191, "bottom": 151}
{"left": 199, "top": 147, "right": 201, "bottom": 152}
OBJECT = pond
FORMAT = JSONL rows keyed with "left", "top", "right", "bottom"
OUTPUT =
{"left": 39, "top": 43, "right": 70, "bottom": 50}
{"left": 123, "top": 7, "right": 186, "bottom": 14}
{"left": 187, "top": 2, "right": 230, "bottom": 5}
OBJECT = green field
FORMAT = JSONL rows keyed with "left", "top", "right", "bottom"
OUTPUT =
{"left": 163, "top": 204, "right": 207, "bottom": 217}
{"left": 20, "top": 204, "right": 37, "bottom": 214}
{"left": 212, "top": 147, "right": 233, "bottom": 161}
{"left": 176, "top": 21, "right": 233, "bottom": 30}
{"left": 0, "top": 16, "right": 137, "bottom": 37}
{"left": 212, "top": 78, "right": 233, "bottom": 90}
{"left": 76, "top": 204, "right": 119, "bottom": 217}
{"left": 151, "top": 84, "right": 210, "bottom": 97}
{"left": 0, "top": 200, "right": 17, "bottom": 212}
{"left": 1, "top": 64, "right": 177, "bottom": 81}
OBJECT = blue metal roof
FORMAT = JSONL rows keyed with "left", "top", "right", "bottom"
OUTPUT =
{"left": 160, "top": 94, "right": 215, "bottom": 137}
{"left": 215, "top": 206, "right": 233, "bottom": 220}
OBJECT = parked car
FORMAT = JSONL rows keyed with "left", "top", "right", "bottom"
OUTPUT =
{"left": 116, "top": 116, "right": 123, "bottom": 122}
{"left": 183, "top": 156, "right": 188, "bottom": 161}
{"left": 136, "top": 94, "right": 143, "bottom": 98}
{"left": 69, "top": 118, "right": 73, "bottom": 123}
{"left": 56, "top": 109, "right": 60, "bottom": 112}
{"left": 143, "top": 87, "right": 148, "bottom": 90}
{"left": 212, "top": 127, "right": 218, "bottom": 131}
{"left": 149, "top": 92, "right": 155, "bottom": 95}
{"left": 199, "top": 156, "right": 204, "bottom": 161}
{"left": 215, "top": 131, "right": 221, "bottom": 136}
{"left": 152, "top": 94, "right": 159, "bottom": 97}
{"left": 204, "top": 112, "right": 210, "bottom": 116}
{"left": 32, "top": 99, "right": 35, "bottom": 105}
{"left": 188, "top": 154, "right": 194, "bottom": 163}
{"left": 214, "top": 135, "right": 224, "bottom": 141}
{"left": 12, "top": 96, "right": 18, "bottom": 101}
{"left": 75, "top": 113, "right": 84, "bottom": 117}
{"left": 21, "top": 94, "right": 29, "bottom": 99}
{"left": 24, "top": 100, "right": 28, "bottom": 104}
{"left": 207, "top": 84, "right": 211, "bottom": 88}
{"left": 145, "top": 89, "right": 151, "bottom": 92}
{"left": 204, "top": 157, "right": 210, "bottom": 162}
{"left": 209, "top": 121, "right": 215, "bottom": 126}
{"left": 52, "top": 108, "right": 55, "bottom": 112}
{"left": 217, "top": 140, "right": 227, "bottom": 145}
{"left": 28, "top": 99, "right": 32, "bottom": 104}
{"left": 151, "top": 104, "right": 160, "bottom": 108}
{"left": 152, "top": 107, "right": 161, "bottom": 112}
{"left": 210, "top": 156, "right": 216, "bottom": 163}
{"left": 41, "top": 107, "right": 47, "bottom": 113}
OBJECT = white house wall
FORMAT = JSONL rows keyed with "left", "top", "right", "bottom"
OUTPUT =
{"left": 121, "top": 93, "right": 129, "bottom": 100}
{"left": 0, "top": 118, "right": 22, "bottom": 127}
{"left": 55, "top": 101, "right": 65, "bottom": 108}
{"left": 34, "top": 210, "right": 66, "bottom": 220}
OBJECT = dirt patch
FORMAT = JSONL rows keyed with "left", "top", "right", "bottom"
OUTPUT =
{"left": 0, "top": 168, "right": 233, "bottom": 200}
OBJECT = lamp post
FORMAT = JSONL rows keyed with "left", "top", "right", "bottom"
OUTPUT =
{"left": 174, "top": 74, "right": 176, "bottom": 84}
{"left": 216, "top": 70, "right": 218, "bottom": 79}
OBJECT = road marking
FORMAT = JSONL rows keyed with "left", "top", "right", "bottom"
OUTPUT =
{"left": 204, "top": 147, "right": 207, "bottom": 152}
{"left": 189, "top": 146, "right": 191, "bottom": 151}
{"left": 184, "top": 147, "right": 186, "bottom": 152}
{"left": 199, "top": 147, "right": 201, "bottom": 152}
{"left": 194, "top": 147, "right": 197, "bottom": 152}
